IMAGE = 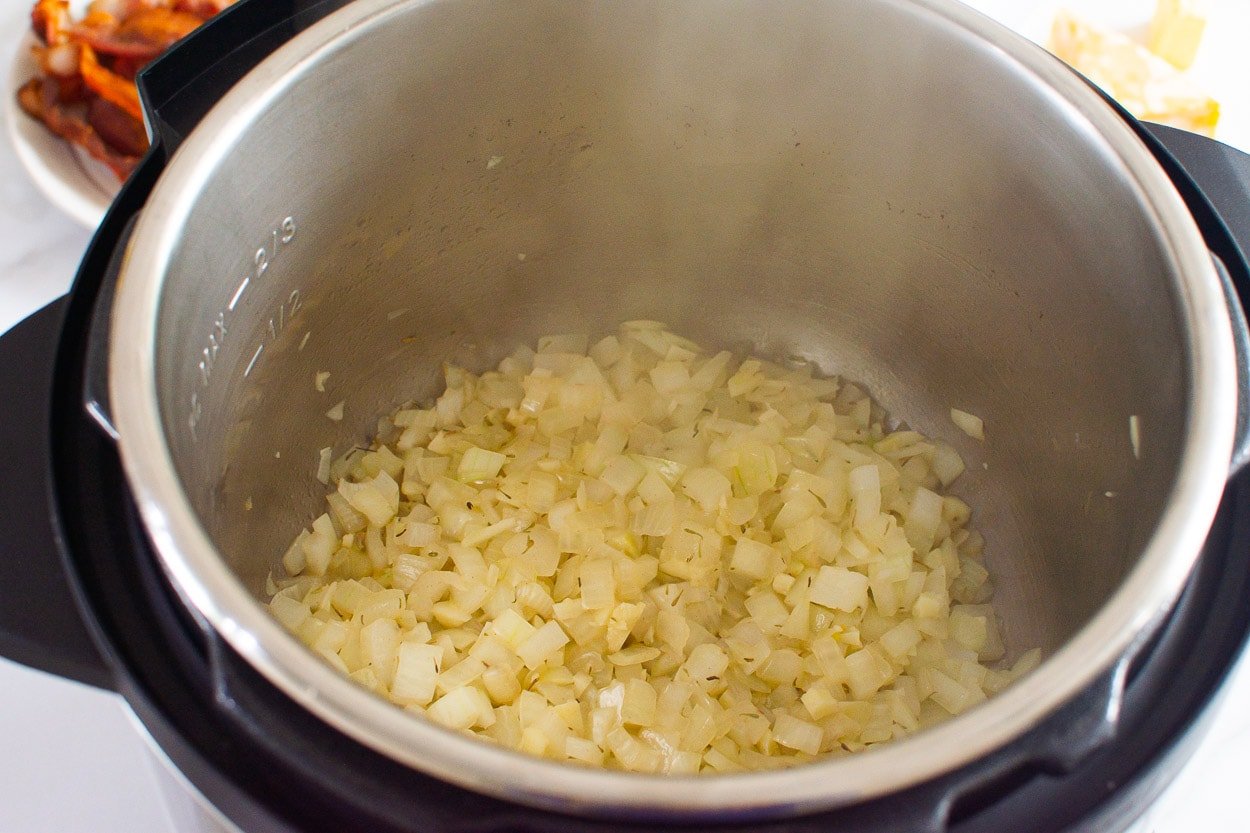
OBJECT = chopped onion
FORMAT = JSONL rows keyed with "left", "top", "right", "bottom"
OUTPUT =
{"left": 681, "top": 467, "right": 731, "bottom": 513}
{"left": 904, "top": 487, "right": 943, "bottom": 555}
{"left": 429, "top": 685, "right": 495, "bottom": 730}
{"left": 516, "top": 621, "right": 571, "bottom": 670}
{"left": 932, "top": 443, "right": 965, "bottom": 486}
{"left": 773, "top": 713, "right": 822, "bottom": 755}
{"left": 810, "top": 566, "right": 870, "bottom": 613}
{"left": 730, "top": 538, "right": 777, "bottom": 581}
{"left": 950, "top": 408, "right": 985, "bottom": 441}
{"left": 316, "top": 447, "right": 332, "bottom": 484}
{"left": 457, "top": 446, "right": 507, "bottom": 483}
{"left": 268, "top": 323, "right": 1029, "bottom": 773}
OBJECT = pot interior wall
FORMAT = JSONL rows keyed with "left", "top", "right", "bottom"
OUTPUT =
{"left": 153, "top": 0, "right": 1187, "bottom": 662}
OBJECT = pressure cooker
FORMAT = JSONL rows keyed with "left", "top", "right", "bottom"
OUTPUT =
{"left": 2, "top": 0, "right": 1250, "bottom": 830}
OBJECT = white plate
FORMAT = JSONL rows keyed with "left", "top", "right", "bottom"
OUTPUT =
{"left": 6, "top": 31, "right": 119, "bottom": 229}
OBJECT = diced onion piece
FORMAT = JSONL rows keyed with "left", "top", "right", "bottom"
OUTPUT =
{"left": 516, "top": 621, "right": 570, "bottom": 670}
{"left": 953, "top": 603, "right": 1004, "bottom": 661}
{"left": 845, "top": 646, "right": 894, "bottom": 699}
{"left": 361, "top": 619, "right": 400, "bottom": 685}
{"left": 800, "top": 687, "right": 839, "bottom": 721}
{"left": 682, "top": 643, "right": 729, "bottom": 682}
{"left": 579, "top": 557, "right": 616, "bottom": 611}
{"left": 773, "top": 713, "right": 823, "bottom": 755}
{"left": 929, "top": 669, "right": 985, "bottom": 715}
{"left": 608, "top": 645, "right": 662, "bottom": 666}
{"left": 269, "top": 594, "right": 308, "bottom": 631}
{"left": 730, "top": 538, "right": 777, "bottom": 580}
{"left": 681, "top": 467, "right": 731, "bottom": 513}
{"left": 636, "top": 471, "right": 673, "bottom": 504}
{"left": 620, "top": 678, "right": 658, "bottom": 726}
{"left": 606, "top": 727, "right": 663, "bottom": 773}
{"left": 733, "top": 443, "right": 778, "bottom": 496}
{"left": 950, "top": 408, "right": 985, "bottom": 441}
{"left": 392, "top": 642, "right": 442, "bottom": 706}
{"left": 726, "top": 495, "right": 759, "bottom": 525}
{"left": 632, "top": 501, "right": 675, "bottom": 537}
{"left": 565, "top": 736, "right": 606, "bottom": 765}
{"left": 316, "top": 447, "right": 333, "bottom": 484}
{"left": 656, "top": 610, "right": 690, "bottom": 653}
{"left": 301, "top": 514, "right": 337, "bottom": 576}
{"left": 932, "top": 443, "right": 965, "bottom": 486}
{"left": 849, "top": 465, "right": 881, "bottom": 529}
{"left": 429, "top": 686, "right": 495, "bottom": 730}
{"left": 744, "top": 592, "right": 789, "bottom": 632}
{"left": 281, "top": 530, "right": 309, "bottom": 575}
{"left": 340, "top": 472, "right": 400, "bottom": 526}
{"left": 489, "top": 609, "right": 536, "bottom": 649}
{"left": 601, "top": 455, "right": 646, "bottom": 496}
{"left": 458, "top": 446, "right": 507, "bottom": 482}
{"left": 879, "top": 620, "right": 922, "bottom": 659}
{"left": 810, "top": 566, "right": 870, "bottom": 612}
{"left": 904, "top": 487, "right": 943, "bottom": 555}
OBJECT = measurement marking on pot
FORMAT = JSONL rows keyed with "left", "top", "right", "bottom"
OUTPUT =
{"left": 267, "top": 289, "right": 303, "bottom": 341}
{"left": 245, "top": 344, "right": 264, "bottom": 377}
{"left": 197, "top": 311, "right": 227, "bottom": 386}
{"left": 188, "top": 215, "right": 298, "bottom": 441}
{"left": 188, "top": 391, "right": 202, "bottom": 436}
{"left": 228, "top": 277, "right": 250, "bottom": 311}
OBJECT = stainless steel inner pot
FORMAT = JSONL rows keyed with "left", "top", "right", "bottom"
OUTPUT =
{"left": 107, "top": 0, "right": 1238, "bottom": 819}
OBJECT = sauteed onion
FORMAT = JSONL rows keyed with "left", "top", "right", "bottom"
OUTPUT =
{"left": 267, "top": 322, "right": 1038, "bottom": 772}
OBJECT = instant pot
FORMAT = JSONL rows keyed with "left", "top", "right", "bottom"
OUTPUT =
{"left": 2, "top": 0, "right": 1250, "bottom": 830}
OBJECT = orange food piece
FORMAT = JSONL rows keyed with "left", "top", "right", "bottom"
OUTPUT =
{"left": 175, "top": 0, "right": 230, "bottom": 17}
{"left": 78, "top": 42, "right": 143, "bottom": 121}
{"left": 122, "top": 7, "right": 203, "bottom": 40}
{"left": 89, "top": 96, "right": 148, "bottom": 156}
{"left": 31, "top": 0, "right": 70, "bottom": 44}
{"left": 17, "top": 76, "right": 141, "bottom": 178}
{"left": 72, "top": 8, "right": 204, "bottom": 61}
{"left": 19, "top": 0, "right": 230, "bottom": 182}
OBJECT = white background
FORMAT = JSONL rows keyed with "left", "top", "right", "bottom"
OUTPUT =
{"left": 1, "top": 0, "right": 1248, "bottom": 830}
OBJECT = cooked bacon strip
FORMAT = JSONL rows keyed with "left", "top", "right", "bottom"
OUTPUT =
{"left": 17, "top": 77, "right": 140, "bottom": 178}
{"left": 174, "top": 0, "right": 229, "bottom": 18}
{"left": 33, "top": 41, "right": 83, "bottom": 79}
{"left": 108, "top": 55, "right": 145, "bottom": 81}
{"left": 88, "top": 97, "right": 147, "bottom": 156}
{"left": 86, "top": 0, "right": 176, "bottom": 20}
{"left": 18, "top": 0, "right": 229, "bottom": 182}
{"left": 78, "top": 42, "right": 143, "bottom": 120}
{"left": 30, "top": 0, "right": 70, "bottom": 44}
{"left": 71, "top": 8, "right": 203, "bottom": 61}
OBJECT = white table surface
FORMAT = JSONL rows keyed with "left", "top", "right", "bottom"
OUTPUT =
{"left": 1, "top": 0, "right": 1248, "bottom": 830}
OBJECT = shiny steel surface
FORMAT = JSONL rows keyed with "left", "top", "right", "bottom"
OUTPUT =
{"left": 108, "top": 0, "right": 1237, "bottom": 818}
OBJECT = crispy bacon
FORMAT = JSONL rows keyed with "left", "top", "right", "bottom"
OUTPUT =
{"left": 17, "top": 77, "right": 140, "bottom": 179}
{"left": 30, "top": 0, "right": 70, "bottom": 44}
{"left": 78, "top": 42, "right": 143, "bottom": 119}
{"left": 88, "top": 97, "right": 147, "bottom": 156}
{"left": 18, "top": 0, "right": 231, "bottom": 183}
{"left": 173, "top": 0, "right": 230, "bottom": 19}
{"left": 70, "top": 8, "right": 204, "bottom": 61}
